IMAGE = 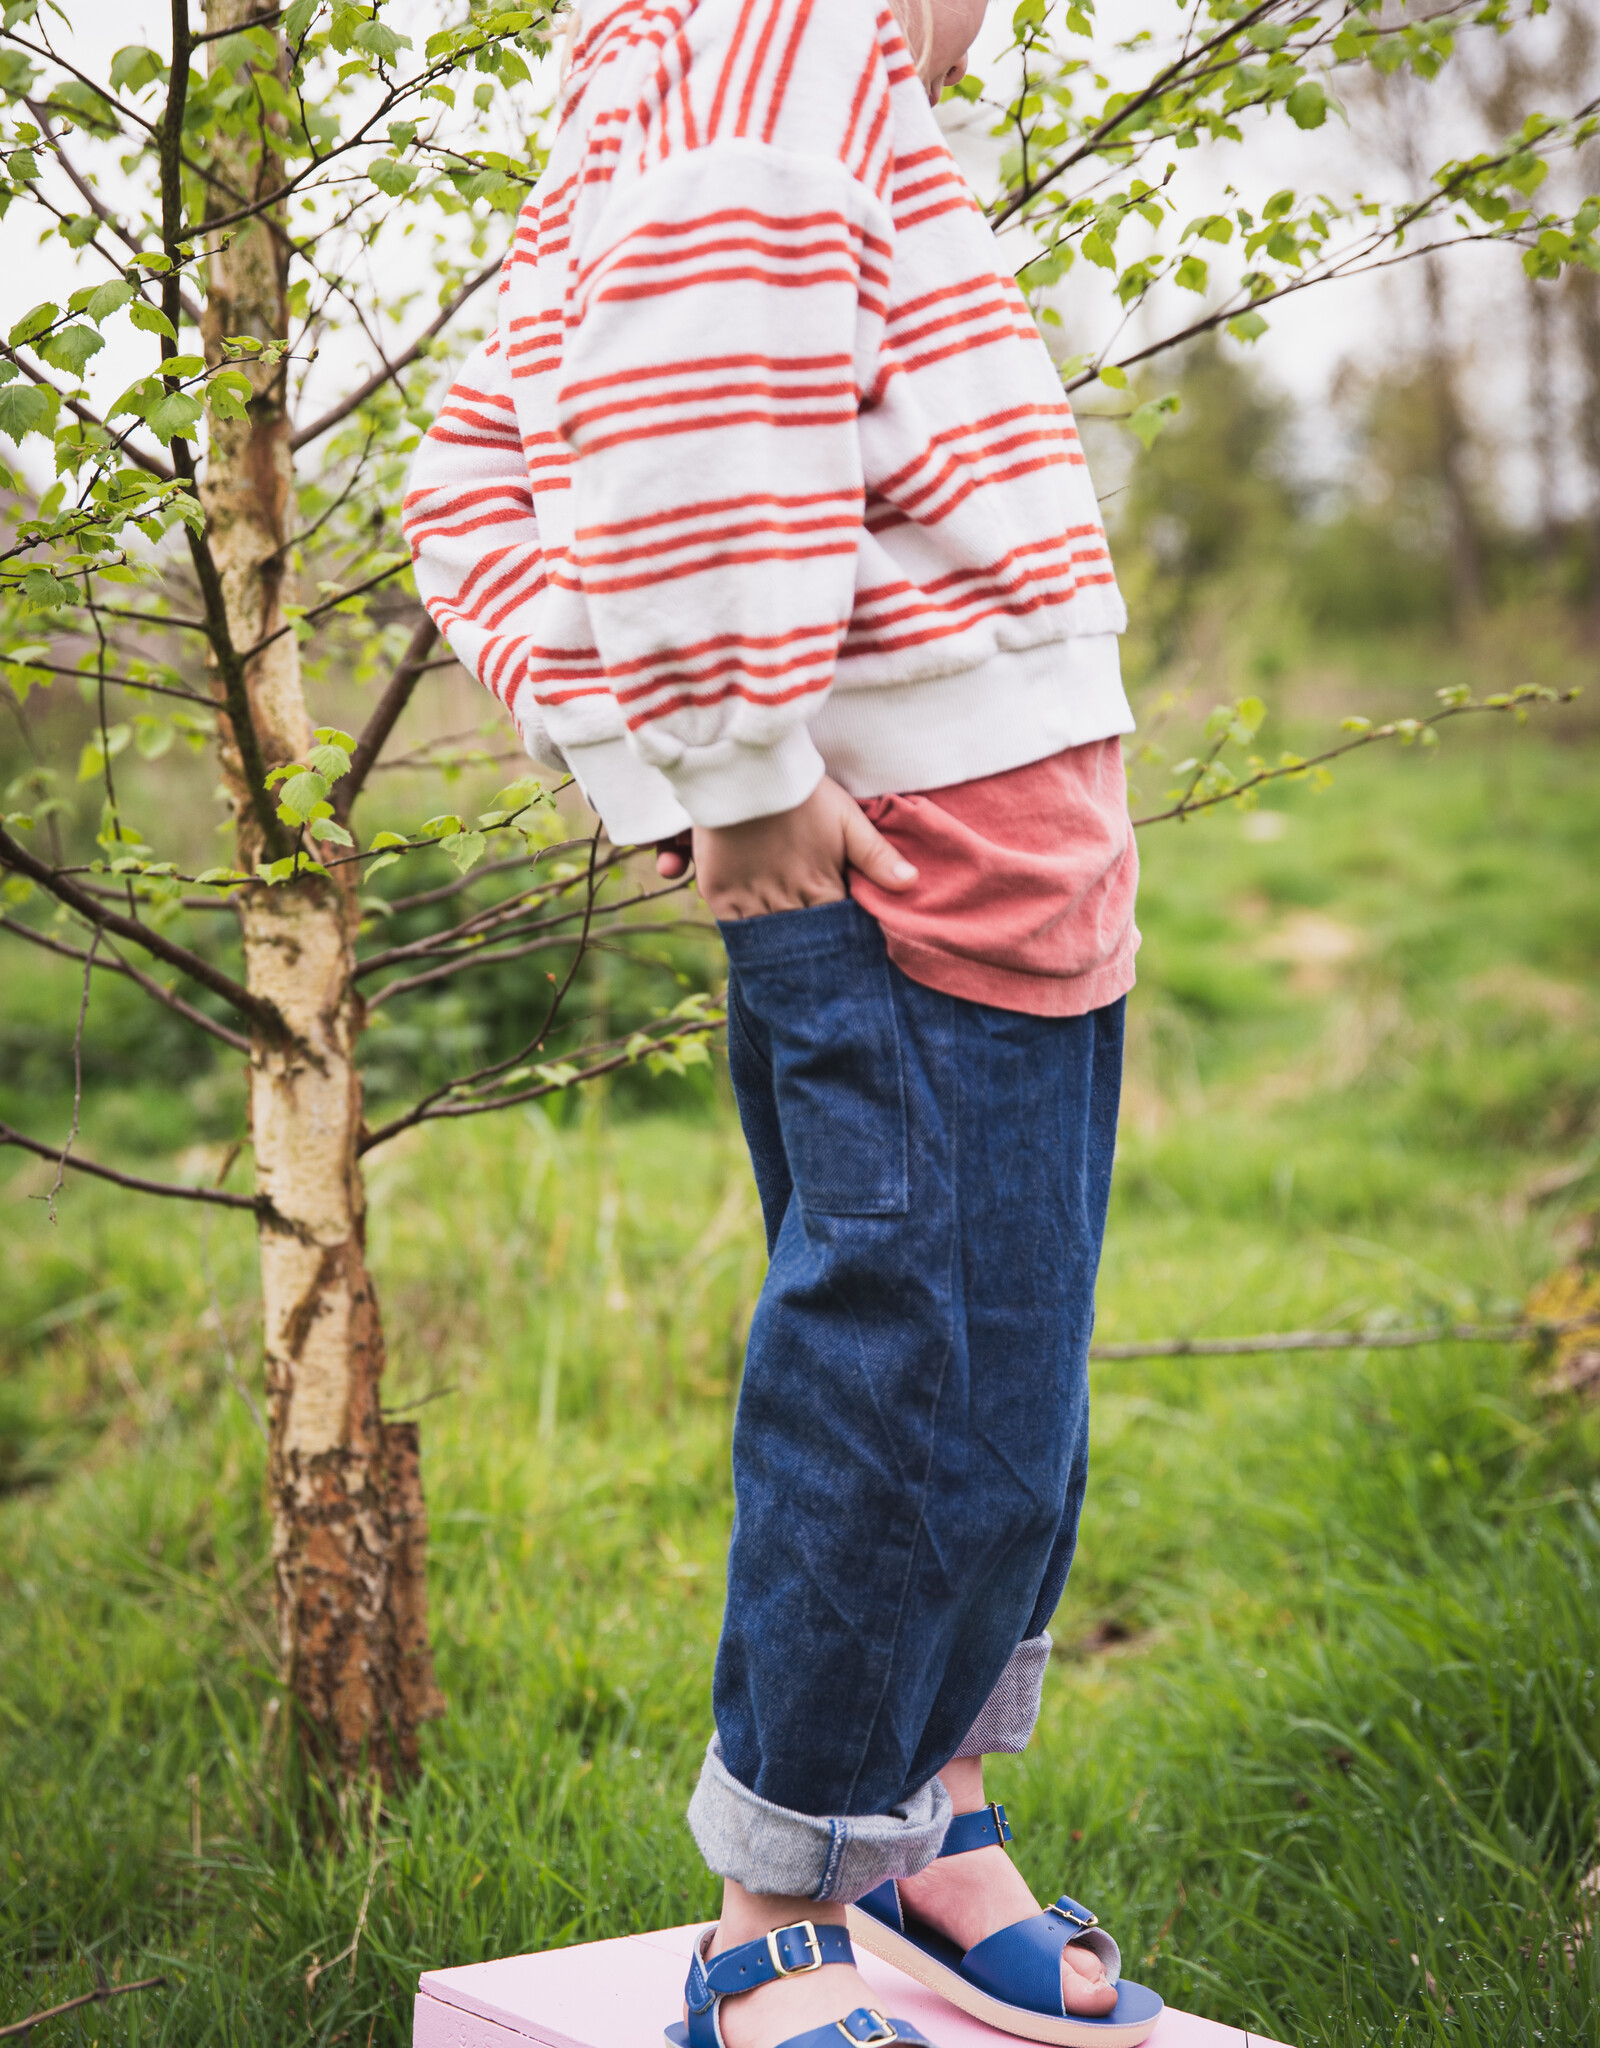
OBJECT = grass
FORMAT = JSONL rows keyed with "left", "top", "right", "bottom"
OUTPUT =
{"left": 3, "top": 719, "right": 1599, "bottom": 2047}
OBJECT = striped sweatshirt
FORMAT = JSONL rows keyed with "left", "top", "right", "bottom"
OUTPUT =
{"left": 403, "top": 0, "right": 1131, "bottom": 843}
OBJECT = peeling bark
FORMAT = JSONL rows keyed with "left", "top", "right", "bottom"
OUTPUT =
{"left": 201, "top": 0, "right": 441, "bottom": 1782}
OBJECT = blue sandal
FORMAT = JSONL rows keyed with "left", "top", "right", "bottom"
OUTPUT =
{"left": 664, "top": 1918, "right": 939, "bottom": 2048}
{"left": 846, "top": 1805, "right": 1164, "bottom": 2047}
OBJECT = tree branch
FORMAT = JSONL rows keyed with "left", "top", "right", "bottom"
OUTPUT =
{"left": 358, "top": 1013, "right": 721, "bottom": 1153}
{"left": 991, "top": 0, "right": 1294, "bottom": 228}
{"left": 23, "top": 95, "right": 206, "bottom": 326}
{"left": 0, "top": 825, "right": 288, "bottom": 1039}
{"left": 291, "top": 257, "right": 502, "bottom": 452}
{"left": 333, "top": 613, "right": 437, "bottom": 822}
{"left": 0, "top": 915, "right": 252, "bottom": 1055}
{"left": 0, "top": 1976, "right": 168, "bottom": 2042}
{"left": 0, "top": 344, "right": 176, "bottom": 482}
{"left": 4, "top": 655, "right": 214, "bottom": 707}
{"left": 0, "top": 1123, "right": 258, "bottom": 1211}
{"left": 1089, "top": 1312, "right": 1600, "bottom": 1361}
{"left": 1130, "top": 691, "right": 1576, "bottom": 828}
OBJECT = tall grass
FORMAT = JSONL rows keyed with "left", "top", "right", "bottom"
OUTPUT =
{"left": 3, "top": 730, "right": 1598, "bottom": 2046}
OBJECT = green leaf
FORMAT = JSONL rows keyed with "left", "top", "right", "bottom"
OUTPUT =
{"left": 368, "top": 829, "right": 408, "bottom": 850}
{"left": 1227, "top": 310, "right": 1269, "bottom": 344}
{"left": 1126, "top": 393, "right": 1181, "bottom": 450}
{"left": 314, "top": 819, "right": 355, "bottom": 848}
{"left": 6, "top": 147, "right": 39, "bottom": 181}
{"left": 1080, "top": 229, "right": 1115, "bottom": 270}
{"left": 444, "top": 830, "right": 487, "bottom": 874}
{"left": 109, "top": 44, "right": 164, "bottom": 93}
{"left": 277, "top": 769, "right": 330, "bottom": 821}
{"left": 206, "top": 369, "right": 254, "bottom": 420}
{"left": 363, "top": 850, "right": 403, "bottom": 878}
{"left": 1097, "top": 364, "right": 1128, "bottom": 390}
{"left": 353, "top": 18, "right": 411, "bottom": 60}
{"left": 85, "top": 279, "right": 137, "bottom": 323}
{"left": 283, "top": 0, "right": 319, "bottom": 39}
{"left": 368, "top": 156, "right": 419, "bottom": 196}
{"left": 1174, "top": 254, "right": 1209, "bottom": 294}
{"left": 1285, "top": 80, "right": 1328, "bottom": 129}
{"left": 145, "top": 392, "right": 204, "bottom": 444}
{"left": 36, "top": 324, "right": 103, "bottom": 376}
{"left": 21, "top": 566, "right": 74, "bottom": 610}
{"left": 8, "top": 302, "right": 59, "bottom": 348}
{"left": 314, "top": 726, "right": 357, "bottom": 750}
{"left": 78, "top": 724, "right": 131, "bottom": 780}
{"left": 193, "top": 867, "right": 251, "bottom": 889}
{"left": 0, "top": 382, "right": 56, "bottom": 442}
{"left": 128, "top": 300, "right": 177, "bottom": 339}
{"left": 420, "top": 813, "right": 465, "bottom": 839}
{"left": 306, "top": 741, "right": 352, "bottom": 781}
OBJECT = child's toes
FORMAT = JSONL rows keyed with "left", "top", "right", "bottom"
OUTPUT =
{"left": 1060, "top": 1943, "right": 1118, "bottom": 2017}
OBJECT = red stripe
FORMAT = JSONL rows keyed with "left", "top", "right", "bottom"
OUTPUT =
{"left": 839, "top": 43, "right": 879, "bottom": 167}
{"left": 627, "top": 670, "right": 833, "bottom": 727}
{"left": 677, "top": 30, "right": 699, "bottom": 149}
{"left": 576, "top": 537, "right": 859, "bottom": 593}
{"left": 576, "top": 486, "right": 864, "bottom": 541}
{"left": 734, "top": 0, "right": 785, "bottom": 139}
{"left": 707, "top": 0, "right": 759, "bottom": 140}
{"left": 561, "top": 350, "right": 852, "bottom": 401}
{"left": 762, "top": 0, "right": 813, "bottom": 143}
{"left": 590, "top": 265, "right": 869, "bottom": 307}
{"left": 578, "top": 511, "right": 860, "bottom": 559}
{"left": 574, "top": 402, "right": 859, "bottom": 456}
{"left": 562, "top": 375, "right": 857, "bottom": 436}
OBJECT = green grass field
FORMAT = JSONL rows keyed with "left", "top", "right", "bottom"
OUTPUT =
{"left": 3, "top": 718, "right": 1599, "bottom": 2047}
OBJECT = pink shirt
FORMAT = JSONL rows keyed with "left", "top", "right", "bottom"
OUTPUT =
{"left": 848, "top": 738, "right": 1139, "bottom": 1018}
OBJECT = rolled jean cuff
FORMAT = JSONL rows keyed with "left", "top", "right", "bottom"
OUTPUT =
{"left": 953, "top": 1633, "right": 1052, "bottom": 1757}
{"left": 686, "top": 1734, "right": 954, "bottom": 1903}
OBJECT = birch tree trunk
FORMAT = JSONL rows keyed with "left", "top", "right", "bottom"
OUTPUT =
{"left": 201, "top": 0, "right": 442, "bottom": 1783}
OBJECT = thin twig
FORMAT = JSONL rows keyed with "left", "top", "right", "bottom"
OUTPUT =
{"left": 0, "top": 1121, "right": 260, "bottom": 1211}
{"left": 198, "top": 1210, "right": 267, "bottom": 1439}
{"left": 0, "top": 825, "right": 286, "bottom": 1040}
{"left": 0, "top": 1975, "right": 167, "bottom": 2041}
{"left": 43, "top": 929, "right": 99, "bottom": 1222}
{"left": 1089, "top": 1312, "right": 1600, "bottom": 1361}
{"left": 334, "top": 613, "right": 438, "bottom": 822}
{"left": 291, "top": 256, "right": 503, "bottom": 451}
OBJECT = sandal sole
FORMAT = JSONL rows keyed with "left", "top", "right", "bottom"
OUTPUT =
{"left": 846, "top": 1907, "right": 1163, "bottom": 2048}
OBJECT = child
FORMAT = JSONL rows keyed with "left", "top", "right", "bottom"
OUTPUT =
{"left": 404, "top": 0, "right": 1161, "bottom": 2042}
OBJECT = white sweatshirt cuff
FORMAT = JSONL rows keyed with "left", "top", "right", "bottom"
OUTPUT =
{"left": 562, "top": 736, "right": 693, "bottom": 846}
{"left": 658, "top": 726, "right": 827, "bottom": 829}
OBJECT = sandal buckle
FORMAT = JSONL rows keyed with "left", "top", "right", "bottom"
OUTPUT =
{"left": 1049, "top": 1899, "right": 1098, "bottom": 1931}
{"left": 987, "top": 1800, "right": 1011, "bottom": 1846}
{"left": 767, "top": 1921, "right": 824, "bottom": 1976}
{"left": 838, "top": 2013, "right": 897, "bottom": 2045}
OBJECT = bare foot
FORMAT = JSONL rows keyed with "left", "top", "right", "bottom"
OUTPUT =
{"left": 895, "top": 1763, "right": 1116, "bottom": 2020}
{"left": 691, "top": 1885, "right": 885, "bottom": 2048}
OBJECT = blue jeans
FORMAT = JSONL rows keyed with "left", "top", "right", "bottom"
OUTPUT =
{"left": 686, "top": 898, "right": 1123, "bottom": 1902}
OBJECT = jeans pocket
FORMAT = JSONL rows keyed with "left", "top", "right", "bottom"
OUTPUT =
{"left": 720, "top": 899, "right": 908, "bottom": 1218}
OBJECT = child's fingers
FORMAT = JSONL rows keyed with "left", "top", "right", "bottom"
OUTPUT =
{"left": 653, "top": 831, "right": 692, "bottom": 879}
{"left": 840, "top": 803, "right": 918, "bottom": 891}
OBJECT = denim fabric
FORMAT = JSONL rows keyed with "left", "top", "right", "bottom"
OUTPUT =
{"left": 688, "top": 898, "right": 1123, "bottom": 1901}
{"left": 953, "top": 1632, "right": 1053, "bottom": 1758}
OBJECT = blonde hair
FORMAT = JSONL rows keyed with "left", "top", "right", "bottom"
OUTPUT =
{"left": 886, "top": 0, "right": 937, "bottom": 84}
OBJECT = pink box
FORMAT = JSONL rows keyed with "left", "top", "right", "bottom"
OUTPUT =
{"left": 414, "top": 1924, "right": 1293, "bottom": 2048}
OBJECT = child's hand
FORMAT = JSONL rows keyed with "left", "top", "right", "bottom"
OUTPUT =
{"left": 688, "top": 775, "right": 917, "bottom": 921}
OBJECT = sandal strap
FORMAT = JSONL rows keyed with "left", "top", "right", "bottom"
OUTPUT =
{"left": 686, "top": 1921, "right": 856, "bottom": 2013}
{"left": 937, "top": 1802, "right": 1012, "bottom": 1857}
{"left": 962, "top": 1900, "right": 1122, "bottom": 2016}
{"left": 784, "top": 2011, "right": 934, "bottom": 2048}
